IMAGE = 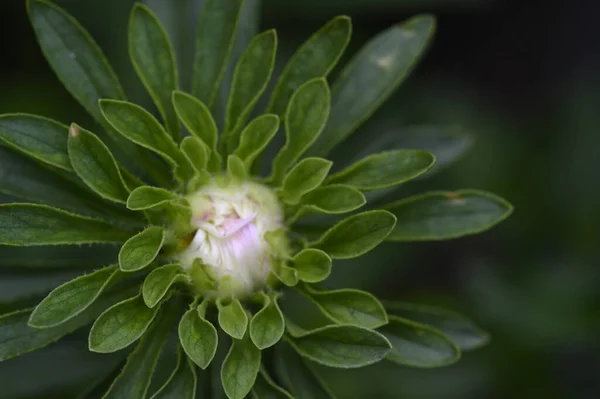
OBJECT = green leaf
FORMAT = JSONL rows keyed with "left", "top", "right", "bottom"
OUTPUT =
{"left": 99, "top": 99, "right": 192, "bottom": 181}
{"left": 352, "top": 125, "right": 473, "bottom": 176}
{"left": 233, "top": 114, "right": 280, "bottom": 170}
{"left": 221, "top": 331, "right": 261, "bottom": 399}
{"left": 217, "top": 298, "right": 248, "bottom": 340}
{"left": 290, "top": 249, "right": 331, "bottom": 283}
{"left": 0, "top": 244, "right": 118, "bottom": 270}
{"left": 311, "top": 210, "right": 396, "bottom": 259}
{"left": 118, "top": 226, "right": 165, "bottom": 272}
{"left": 251, "top": 367, "right": 294, "bottom": 399}
{"left": 68, "top": 124, "right": 130, "bottom": 203}
{"left": 267, "top": 16, "right": 351, "bottom": 117}
{"left": 28, "top": 265, "right": 121, "bottom": 328}
{"left": 178, "top": 302, "right": 218, "bottom": 369}
{"left": 150, "top": 347, "right": 197, "bottom": 399}
{"left": 224, "top": 30, "right": 277, "bottom": 151}
{"left": 142, "top": 264, "right": 186, "bottom": 308}
{"left": 129, "top": 3, "right": 180, "bottom": 139}
{"left": 286, "top": 324, "right": 391, "bottom": 368}
{"left": 192, "top": 0, "right": 243, "bottom": 107}
{"left": 270, "top": 78, "right": 331, "bottom": 184}
{"left": 383, "top": 302, "right": 490, "bottom": 351}
{"left": 271, "top": 258, "right": 299, "bottom": 287}
{"left": 290, "top": 185, "right": 365, "bottom": 223}
{"left": 378, "top": 316, "right": 461, "bottom": 367}
{"left": 385, "top": 190, "right": 513, "bottom": 241}
{"left": 0, "top": 147, "right": 140, "bottom": 225}
{"left": 27, "top": 0, "right": 125, "bottom": 124}
{"left": 26, "top": 0, "right": 163, "bottom": 182}
{"left": 299, "top": 285, "right": 388, "bottom": 329}
{"left": 126, "top": 185, "right": 180, "bottom": 211}
{"left": 102, "top": 299, "right": 177, "bottom": 399}
{"left": 275, "top": 343, "right": 335, "bottom": 399}
{"left": 308, "top": 15, "right": 436, "bottom": 156}
{"left": 249, "top": 293, "right": 285, "bottom": 350}
{"left": 278, "top": 158, "right": 332, "bottom": 205}
{"left": 172, "top": 91, "right": 218, "bottom": 151}
{"left": 0, "top": 203, "right": 132, "bottom": 246}
{"left": 226, "top": 155, "right": 247, "bottom": 182}
{"left": 89, "top": 294, "right": 161, "bottom": 353}
{"left": 326, "top": 150, "right": 434, "bottom": 191}
{"left": 0, "top": 285, "right": 135, "bottom": 361}
{"left": 0, "top": 332, "right": 127, "bottom": 399}
{"left": 180, "top": 136, "right": 209, "bottom": 174}
{"left": 0, "top": 114, "right": 71, "bottom": 171}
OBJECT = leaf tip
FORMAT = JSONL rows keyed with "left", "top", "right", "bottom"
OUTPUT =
{"left": 69, "top": 123, "right": 80, "bottom": 137}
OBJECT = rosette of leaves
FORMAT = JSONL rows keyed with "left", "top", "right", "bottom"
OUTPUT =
{"left": 0, "top": 0, "right": 512, "bottom": 398}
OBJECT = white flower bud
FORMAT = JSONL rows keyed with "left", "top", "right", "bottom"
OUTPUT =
{"left": 177, "top": 179, "right": 285, "bottom": 298}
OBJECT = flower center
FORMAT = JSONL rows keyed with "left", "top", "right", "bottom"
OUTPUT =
{"left": 176, "top": 178, "right": 285, "bottom": 298}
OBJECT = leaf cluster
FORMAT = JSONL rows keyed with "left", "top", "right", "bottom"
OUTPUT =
{"left": 0, "top": 0, "right": 512, "bottom": 397}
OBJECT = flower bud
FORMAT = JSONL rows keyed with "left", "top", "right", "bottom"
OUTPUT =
{"left": 177, "top": 178, "right": 285, "bottom": 298}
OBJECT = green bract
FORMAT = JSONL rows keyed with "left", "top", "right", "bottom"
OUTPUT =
{"left": 0, "top": 0, "right": 513, "bottom": 397}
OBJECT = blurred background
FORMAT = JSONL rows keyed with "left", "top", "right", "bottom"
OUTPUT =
{"left": 1, "top": 0, "right": 599, "bottom": 398}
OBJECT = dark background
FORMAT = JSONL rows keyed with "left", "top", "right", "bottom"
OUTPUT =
{"left": 1, "top": 0, "right": 599, "bottom": 398}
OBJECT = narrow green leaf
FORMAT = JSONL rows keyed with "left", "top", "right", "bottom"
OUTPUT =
{"left": 233, "top": 114, "right": 280, "bottom": 170}
{"left": 127, "top": 186, "right": 180, "bottom": 211}
{"left": 89, "top": 294, "right": 161, "bottom": 354}
{"left": 28, "top": 265, "right": 121, "bottom": 328}
{"left": 224, "top": 30, "right": 277, "bottom": 151}
{"left": 227, "top": 155, "right": 247, "bottom": 182}
{"left": 192, "top": 0, "right": 243, "bottom": 107}
{"left": 212, "top": 0, "right": 260, "bottom": 130}
{"left": 0, "top": 244, "right": 119, "bottom": 270}
{"left": 118, "top": 226, "right": 165, "bottom": 272}
{"left": 384, "top": 302, "right": 490, "bottom": 351}
{"left": 326, "top": 150, "right": 435, "bottom": 191}
{"left": 129, "top": 3, "right": 180, "bottom": 138}
{"left": 27, "top": 0, "right": 125, "bottom": 124}
{"left": 221, "top": 331, "right": 261, "bottom": 399}
{"left": 352, "top": 125, "right": 473, "bottom": 176}
{"left": 181, "top": 136, "right": 209, "bottom": 174}
{"left": 385, "top": 190, "right": 513, "bottom": 241}
{"left": 286, "top": 324, "right": 391, "bottom": 368}
{"left": 279, "top": 158, "right": 332, "bottom": 205}
{"left": 68, "top": 124, "right": 130, "bottom": 203}
{"left": 102, "top": 299, "right": 177, "bottom": 399}
{"left": 270, "top": 78, "right": 331, "bottom": 184}
{"left": 305, "top": 187, "right": 364, "bottom": 213}
{"left": 290, "top": 249, "right": 331, "bottom": 283}
{"left": 0, "top": 285, "right": 135, "bottom": 361}
{"left": 379, "top": 316, "right": 461, "bottom": 367}
{"left": 0, "top": 114, "right": 71, "bottom": 171}
{"left": 142, "top": 264, "right": 186, "bottom": 308}
{"left": 26, "top": 0, "right": 163, "bottom": 182}
{"left": 275, "top": 343, "right": 335, "bottom": 399}
{"left": 291, "top": 185, "right": 365, "bottom": 223}
{"left": 308, "top": 15, "right": 436, "bottom": 156}
{"left": 0, "top": 203, "right": 132, "bottom": 246}
{"left": 217, "top": 298, "right": 248, "bottom": 340}
{"left": 311, "top": 210, "right": 396, "bottom": 259}
{"left": 251, "top": 367, "right": 294, "bottom": 399}
{"left": 268, "top": 16, "right": 351, "bottom": 117}
{"left": 178, "top": 303, "right": 218, "bottom": 369}
{"left": 0, "top": 147, "right": 141, "bottom": 225}
{"left": 99, "top": 99, "right": 192, "bottom": 181}
{"left": 173, "top": 91, "right": 218, "bottom": 150}
{"left": 300, "top": 285, "right": 388, "bottom": 329}
{"left": 249, "top": 293, "right": 285, "bottom": 350}
{"left": 150, "top": 347, "right": 197, "bottom": 399}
